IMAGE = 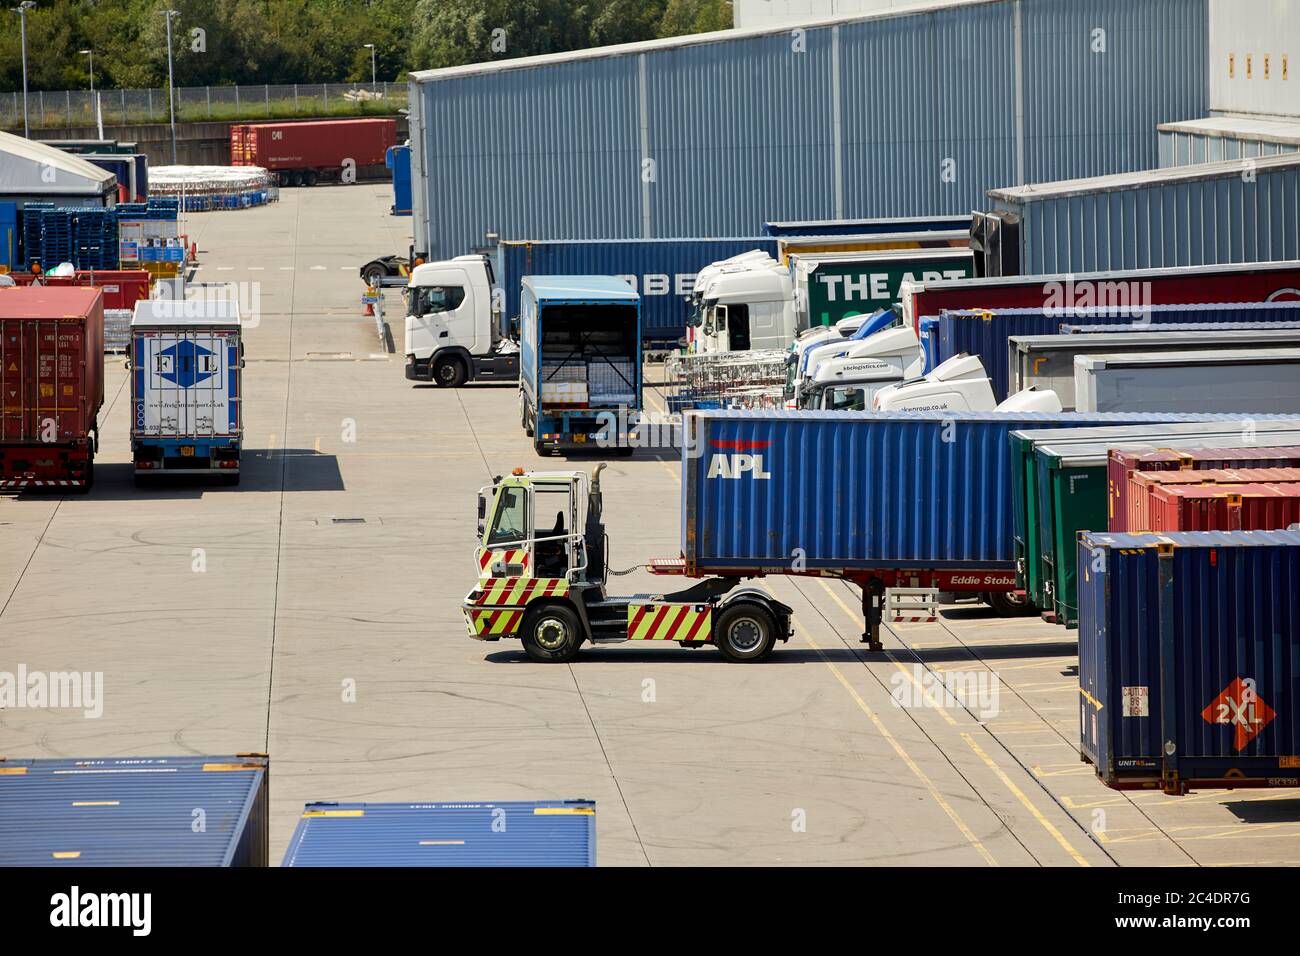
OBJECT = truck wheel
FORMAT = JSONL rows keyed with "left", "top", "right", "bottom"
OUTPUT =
{"left": 714, "top": 603, "right": 777, "bottom": 663}
{"left": 305, "top": 169, "right": 319, "bottom": 187}
{"left": 521, "top": 604, "right": 582, "bottom": 663}
{"left": 521, "top": 402, "right": 534, "bottom": 437}
{"left": 362, "top": 263, "right": 387, "bottom": 288}
{"left": 432, "top": 354, "right": 467, "bottom": 388}
{"left": 291, "top": 170, "right": 305, "bottom": 187}
{"left": 983, "top": 590, "right": 1036, "bottom": 617}
{"left": 277, "top": 170, "right": 290, "bottom": 187}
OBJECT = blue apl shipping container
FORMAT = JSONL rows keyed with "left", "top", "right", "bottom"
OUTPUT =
{"left": 0, "top": 754, "right": 268, "bottom": 865}
{"left": 497, "top": 238, "right": 776, "bottom": 347}
{"left": 387, "top": 144, "right": 411, "bottom": 216}
{"left": 282, "top": 800, "right": 596, "bottom": 866}
{"left": 1078, "top": 530, "right": 1300, "bottom": 794}
{"left": 934, "top": 301, "right": 1300, "bottom": 401}
{"left": 681, "top": 410, "right": 1261, "bottom": 573}
{"left": 762, "top": 216, "right": 972, "bottom": 238}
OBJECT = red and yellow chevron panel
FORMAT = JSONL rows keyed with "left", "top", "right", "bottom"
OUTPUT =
{"left": 466, "top": 608, "right": 526, "bottom": 638}
{"left": 472, "top": 577, "right": 570, "bottom": 608}
{"left": 627, "top": 603, "right": 712, "bottom": 642}
{"left": 477, "top": 548, "right": 530, "bottom": 577}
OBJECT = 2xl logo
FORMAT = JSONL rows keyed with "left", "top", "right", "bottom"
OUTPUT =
{"left": 706, "top": 440, "right": 772, "bottom": 479}
{"left": 155, "top": 341, "right": 219, "bottom": 389}
{"left": 1202, "top": 677, "right": 1275, "bottom": 751}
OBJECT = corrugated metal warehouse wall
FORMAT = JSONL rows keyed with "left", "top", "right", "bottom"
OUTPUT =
{"left": 1158, "top": 118, "right": 1300, "bottom": 167}
{"left": 989, "top": 154, "right": 1300, "bottom": 274}
{"left": 410, "top": 0, "right": 1209, "bottom": 259}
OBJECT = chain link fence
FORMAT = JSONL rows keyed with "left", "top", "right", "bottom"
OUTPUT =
{"left": 1, "top": 81, "right": 406, "bottom": 130}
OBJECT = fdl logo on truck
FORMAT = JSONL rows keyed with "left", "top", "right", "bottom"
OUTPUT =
{"left": 706, "top": 440, "right": 772, "bottom": 479}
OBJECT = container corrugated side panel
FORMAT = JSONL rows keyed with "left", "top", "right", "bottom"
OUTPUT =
{"left": 1022, "top": 0, "right": 1208, "bottom": 185}
{"left": 1124, "top": 465, "right": 1300, "bottom": 533}
{"left": 0, "top": 755, "right": 268, "bottom": 866}
{"left": 682, "top": 410, "right": 1260, "bottom": 571}
{"left": 1167, "top": 539, "right": 1300, "bottom": 773}
{"left": 1076, "top": 535, "right": 1163, "bottom": 786}
{"left": 281, "top": 801, "right": 595, "bottom": 867}
{"left": 1160, "top": 129, "right": 1297, "bottom": 168}
{"left": 938, "top": 301, "right": 1300, "bottom": 401}
{"left": 500, "top": 238, "right": 778, "bottom": 344}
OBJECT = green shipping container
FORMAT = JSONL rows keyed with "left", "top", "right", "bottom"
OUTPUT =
{"left": 794, "top": 248, "right": 973, "bottom": 329}
{"left": 1009, "top": 420, "right": 1300, "bottom": 619}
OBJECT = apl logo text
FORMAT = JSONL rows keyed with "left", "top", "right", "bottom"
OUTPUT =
{"left": 707, "top": 439, "right": 772, "bottom": 479}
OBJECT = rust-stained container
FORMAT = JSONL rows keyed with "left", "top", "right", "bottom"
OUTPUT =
{"left": 1108, "top": 445, "right": 1300, "bottom": 531}
{"left": 1147, "top": 482, "right": 1300, "bottom": 532}
{"left": 0, "top": 286, "right": 104, "bottom": 491}
{"left": 8, "top": 269, "right": 152, "bottom": 311}
{"left": 1123, "top": 467, "right": 1300, "bottom": 533}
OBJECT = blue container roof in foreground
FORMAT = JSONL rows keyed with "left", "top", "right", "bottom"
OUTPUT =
{"left": 0, "top": 755, "right": 268, "bottom": 866}
{"left": 281, "top": 800, "right": 597, "bottom": 867}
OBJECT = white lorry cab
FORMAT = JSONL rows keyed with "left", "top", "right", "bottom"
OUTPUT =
{"left": 797, "top": 325, "right": 924, "bottom": 410}
{"left": 693, "top": 256, "right": 796, "bottom": 354}
{"left": 872, "top": 354, "right": 1064, "bottom": 413}
{"left": 404, "top": 254, "right": 520, "bottom": 387}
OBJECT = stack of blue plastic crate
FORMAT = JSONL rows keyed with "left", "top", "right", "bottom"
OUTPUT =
{"left": 72, "top": 207, "right": 119, "bottom": 270}
{"left": 21, "top": 203, "right": 52, "bottom": 269}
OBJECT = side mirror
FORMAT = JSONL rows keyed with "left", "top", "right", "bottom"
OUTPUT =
{"left": 476, "top": 494, "right": 487, "bottom": 536}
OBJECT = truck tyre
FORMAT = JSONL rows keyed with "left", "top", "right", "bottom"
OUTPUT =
{"left": 222, "top": 472, "right": 241, "bottom": 487}
{"left": 73, "top": 453, "right": 95, "bottom": 495}
{"left": 431, "top": 354, "right": 467, "bottom": 388}
{"left": 983, "top": 590, "right": 1036, "bottom": 617}
{"left": 291, "top": 170, "right": 305, "bottom": 187}
{"left": 361, "top": 263, "right": 388, "bottom": 288}
{"left": 521, "top": 603, "right": 583, "bottom": 663}
{"left": 714, "top": 602, "right": 778, "bottom": 663}
{"left": 305, "top": 169, "right": 319, "bottom": 187}
{"left": 277, "top": 170, "right": 290, "bottom": 187}
{"left": 521, "top": 401, "right": 534, "bottom": 437}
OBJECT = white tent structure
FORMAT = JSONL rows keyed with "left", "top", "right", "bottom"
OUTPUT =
{"left": 0, "top": 130, "right": 117, "bottom": 209}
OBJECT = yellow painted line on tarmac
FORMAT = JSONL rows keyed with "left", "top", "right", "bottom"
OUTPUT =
{"left": 963, "top": 733, "right": 1091, "bottom": 866}
{"left": 812, "top": 579, "right": 957, "bottom": 727}
{"left": 759, "top": 583, "right": 997, "bottom": 866}
{"left": 810, "top": 579, "right": 1091, "bottom": 866}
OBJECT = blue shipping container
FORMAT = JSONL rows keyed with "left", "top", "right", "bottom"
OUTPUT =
{"left": 0, "top": 201, "right": 16, "bottom": 271}
{"left": 1077, "top": 530, "right": 1300, "bottom": 794}
{"left": 387, "top": 144, "right": 412, "bottom": 216}
{"left": 282, "top": 800, "right": 596, "bottom": 866}
{"left": 934, "top": 301, "right": 1300, "bottom": 401}
{"left": 497, "top": 237, "right": 776, "bottom": 347}
{"left": 681, "top": 410, "right": 1263, "bottom": 573}
{"left": 762, "top": 216, "right": 972, "bottom": 238}
{"left": 0, "top": 754, "right": 268, "bottom": 866}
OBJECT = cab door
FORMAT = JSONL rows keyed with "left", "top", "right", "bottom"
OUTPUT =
{"left": 476, "top": 481, "right": 532, "bottom": 580}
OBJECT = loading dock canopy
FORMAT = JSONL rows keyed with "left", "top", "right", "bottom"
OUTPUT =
{"left": 0, "top": 130, "right": 117, "bottom": 199}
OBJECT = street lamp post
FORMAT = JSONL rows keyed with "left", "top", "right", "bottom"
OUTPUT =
{"left": 81, "top": 49, "right": 94, "bottom": 96}
{"left": 162, "top": 9, "right": 179, "bottom": 164}
{"left": 12, "top": 1, "right": 36, "bottom": 138}
{"left": 363, "top": 43, "right": 377, "bottom": 92}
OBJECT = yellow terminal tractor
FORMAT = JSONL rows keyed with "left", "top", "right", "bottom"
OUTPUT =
{"left": 464, "top": 464, "right": 792, "bottom": 662}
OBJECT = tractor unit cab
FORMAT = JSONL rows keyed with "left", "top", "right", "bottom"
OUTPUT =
{"left": 464, "top": 465, "right": 793, "bottom": 663}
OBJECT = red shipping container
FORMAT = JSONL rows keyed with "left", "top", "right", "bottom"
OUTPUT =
{"left": 1147, "top": 482, "right": 1300, "bottom": 532}
{"left": 9, "top": 270, "right": 152, "bottom": 312}
{"left": 229, "top": 118, "right": 397, "bottom": 172}
{"left": 1108, "top": 445, "right": 1300, "bottom": 531}
{"left": 905, "top": 262, "right": 1300, "bottom": 335}
{"left": 0, "top": 286, "right": 104, "bottom": 490}
{"left": 1122, "top": 467, "right": 1300, "bottom": 532}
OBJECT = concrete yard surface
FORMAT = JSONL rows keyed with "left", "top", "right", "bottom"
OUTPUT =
{"left": 2, "top": 185, "right": 1297, "bottom": 867}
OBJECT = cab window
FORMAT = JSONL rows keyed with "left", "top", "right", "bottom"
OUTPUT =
{"left": 487, "top": 486, "right": 528, "bottom": 546}
{"left": 416, "top": 285, "right": 466, "bottom": 315}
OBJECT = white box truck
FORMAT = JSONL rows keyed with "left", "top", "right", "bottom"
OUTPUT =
{"left": 130, "top": 298, "right": 244, "bottom": 484}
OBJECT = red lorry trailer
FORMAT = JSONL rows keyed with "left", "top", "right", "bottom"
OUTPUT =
{"left": 901, "top": 260, "right": 1300, "bottom": 335}
{"left": 0, "top": 286, "right": 104, "bottom": 491}
{"left": 230, "top": 118, "right": 398, "bottom": 187}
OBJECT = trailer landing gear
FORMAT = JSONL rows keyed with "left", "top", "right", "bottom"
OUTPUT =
{"left": 862, "top": 579, "right": 885, "bottom": 652}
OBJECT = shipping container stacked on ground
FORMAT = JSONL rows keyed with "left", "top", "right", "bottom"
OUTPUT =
{"left": 281, "top": 800, "right": 596, "bottom": 867}
{"left": 1124, "top": 467, "right": 1300, "bottom": 533}
{"left": 1145, "top": 482, "right": 1300, "bottom": 532}
{"left": 1077, "top": 530, "right": 1300, "bottom": 794}
{"left": 0, "top": 755, "right": 269, "bottom": 866}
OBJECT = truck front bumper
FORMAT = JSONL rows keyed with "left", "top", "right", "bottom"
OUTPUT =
{"left": 405, "top": 354, "right": 432, "bottom": 381}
